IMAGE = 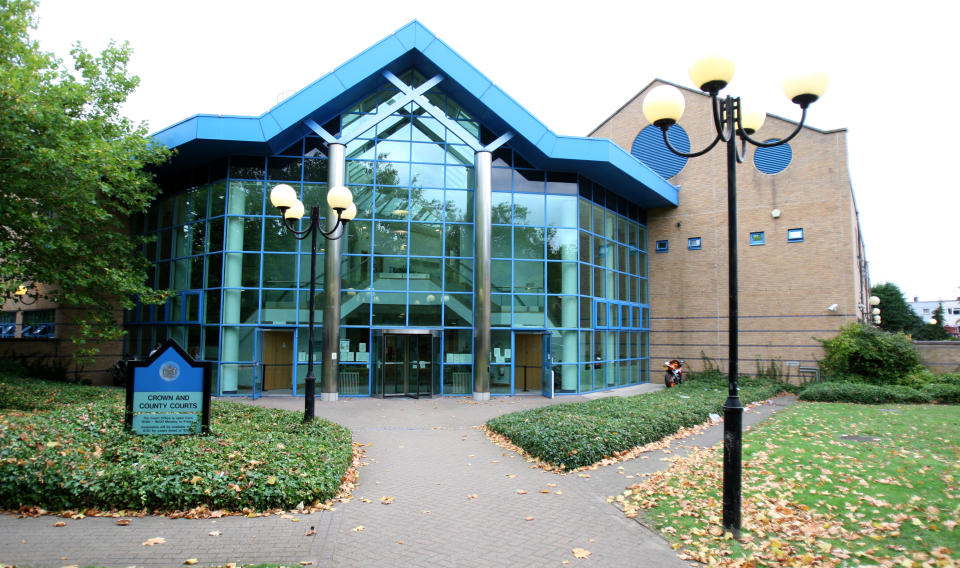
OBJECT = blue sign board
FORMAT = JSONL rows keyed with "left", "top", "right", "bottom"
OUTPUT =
{"left": 125, "top": 339, "right": 211, "bottom": 435}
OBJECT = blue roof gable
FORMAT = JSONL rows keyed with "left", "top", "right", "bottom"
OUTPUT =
{"left": 151, "top": 20, "right": 678, "bottom": 208}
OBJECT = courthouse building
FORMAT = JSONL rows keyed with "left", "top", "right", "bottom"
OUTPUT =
{"left": 2, "top": 21, "right": 868, "bottom": 396}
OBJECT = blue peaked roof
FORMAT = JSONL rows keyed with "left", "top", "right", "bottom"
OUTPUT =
{"left": 151, "top": 21, "right": 678, "bottom": 209}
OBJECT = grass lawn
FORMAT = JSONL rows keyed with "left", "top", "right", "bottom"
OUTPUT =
{"left": 0, "top": 375, "right": 353, "bottom": 514}
{"left": 618, "top": 402, "right": 960, "bottom": 567}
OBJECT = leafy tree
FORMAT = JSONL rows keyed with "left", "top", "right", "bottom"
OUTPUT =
{"left": 870, "top": 282, "right": 923, "bottom": 335}
{"left": 0, "top": 0, "right": 171, "bottom": 363}
{"left": 914, "top": 303, "right": 956, "bottom": 341}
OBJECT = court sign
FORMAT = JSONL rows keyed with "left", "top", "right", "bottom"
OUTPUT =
{"left": 125, "top": 339, "right": 212, "bottom": 435}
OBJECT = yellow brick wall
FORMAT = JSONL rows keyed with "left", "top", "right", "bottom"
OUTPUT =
{"left": 593, "top": 81, "right": 866, "bottom": 379}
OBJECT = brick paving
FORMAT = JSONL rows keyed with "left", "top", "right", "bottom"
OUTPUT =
{"left": 0, "top": 388, "right": 796, "bottom": 567}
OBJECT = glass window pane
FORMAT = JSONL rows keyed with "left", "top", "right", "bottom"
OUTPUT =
{"left": 444, "top": 259, "right": 473, "bottom": 292}
{"left": 207, "top": 219, "right": 223, "bottom": 253}
{"left": 514, "top": 261, "right": 544, "bottom": 294}
{"left": 444, "top": 293, "right": 472, "bottom": 326}
{"left": 513, "top": 193, "right": 544, "bottom": 226}
{"left": 547, "top": 195, "right": 578, "bottom": 227}
{"left": 242, "top": 218, "right": 262, "bottom": 251}
{"left": 491, "top": 260, "right": 511, "bottom": 292}
{"left": 491, "top": 294, "right": 510, "bottom": 327}
{"left": 267, "top": 157, "right": 302, "bottom": 181}
{"left": 261, "top": 290, "right": 297, "bottom": 325}
{"left": 262, "top": 254, "right": 297, "bottom": 288}
{"left": 514, "top": 169, "right": 545, "bottom": 193}
{"left": 229, "top": 156, "right": 265, "bottom": 180}
{"left": 376, "top": 187, "right": 409, "bottom": 219}
{"left": 410, "top": 189, "right": 444, "bottom": 221}
{"left": 374, "top": 221, "right": 408, "bottom": 255}
{"left": 377, "top": 140, "right": 410, "bottom": 162}
{"left": 346, "top": 221, "right": 371, "bottom": 255}
{"left": 303, "top": 159, "right": 328, "bottom": 182}
{"left": 444, "top": 224, "right": 472, "bottom": 257}
{"left": 491, "top": 167, "right": 511, "bottom": 191}
{"left": 445, "top": 145, "right": 473, "bottom": 166}
{"left": 378, "top": 115, "right": 411, "bottom": 141}
{"left": 263, "top": 218, "right": 298, "bottom": 252}
{"left": 411, "top": 162, "right": 444, "bottom": 188}
{"left": 514, "top": 227, "right": 544, "bottom": 259}
{"left": 445, "top": 166, "right": 474, "bottom": 189}
{"left": 349, "top": 185, "right": 373, "bottom": 219}
{"left": 372, "top": 256, "right": 405, "bottom": 290}
{"left": 342, "top": 290, "right": 370, "bottom": 325}
{"left": 410, "top": 223, "right": 442, "bottom": 256}
{"left": 346, "top": 161, "right": 375, "bottom": 184}
{"left": 491, "top": 192, "right": 511, "bottom": 224}
{"left": 377, "top": 162, "right": 410, "bottom": 186}
{"left": 548, "top": 228, "right": 578, "bottom": 261}
{"left": 412, "top": 117, "right": 444, "bottom": 143}
{"left": 492, "top": 225, "right": 511, "bottom": 258}
{"left": 342, "top": 255, "right": 370, "bottom": 290}
{"left": 444, "top": 190, "right": 473, "bottom": 222}
{"left": 547, "top": 262, "right": 577, "bottom": 295}
{"left": 409, "top": 293, "right": 441, "bottom": 326}
{"left": 372, "top": 292, "right": 405, "bottom": 326}
{"left": 409, "top": 258, "right": 442, "bottom": 291}
{"left": 513, "top": 295, "right": 544, "bottom": 327}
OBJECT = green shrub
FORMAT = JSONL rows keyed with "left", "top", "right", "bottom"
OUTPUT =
{"left": 817, "top": 323, "right": 921, "bottom": 384}
{"left": 920, "top": 383, "right": 960, "bottom": 404}
{"left": 798, "top": 382, "right": 931, "bottom": 404}
{"left": 486, "top": 377, "right": 788, "bottom": 470}
{"left": 933, "top": 372, "right": 960, "bottom": 386}
{"left": 0, "top": 376, "right": 353, "bottom": 512}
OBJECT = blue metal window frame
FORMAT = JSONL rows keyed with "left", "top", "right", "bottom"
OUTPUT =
{"left": 749, "top": 231, "right": 765, "bottom": 246}
{"left": 655, "top": 240, "right": 668, "bottom": 253}
{"left": 787, "top": 228, "right": 804, "bottom": 242}
{"left": 688, "top": 237, "right": 702, "bottom": 250}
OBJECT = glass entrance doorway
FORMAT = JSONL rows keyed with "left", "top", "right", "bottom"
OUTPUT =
{"left": 373, "top": 330, "right": 437, "bottom": 398}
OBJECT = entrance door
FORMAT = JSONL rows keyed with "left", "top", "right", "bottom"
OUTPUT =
{"left": 262, "top": 330, "right": 294, "bottom": 393}
{"left": 515, "top": 333, "right": 543, "bottom": 394}
{"left": 378, "top": 331, "right": 434, "bottom": 398}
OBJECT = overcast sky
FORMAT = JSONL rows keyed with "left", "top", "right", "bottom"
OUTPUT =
{"left": 30, "top": 0, "right": 960, "bottom": 305}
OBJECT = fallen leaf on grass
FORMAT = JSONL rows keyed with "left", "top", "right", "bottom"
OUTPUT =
{"left": 142, "top": 537, "right": 166, "bottom": 546}
{"left": 572, "top": 548, "right": 592, "bottom": 559}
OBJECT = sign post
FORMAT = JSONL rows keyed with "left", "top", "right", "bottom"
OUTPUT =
{"left": 125, "top": 338, "right": 212, "bottom": 435}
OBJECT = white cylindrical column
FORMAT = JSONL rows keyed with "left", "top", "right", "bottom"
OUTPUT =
{"left": 220, "top": 181, "right": 247, "bottom": 393}
{"left": 321, "top": 142, "right": 346, "bottom": 402}
{"left": 560, "top": 205, "right": 578, "bottom": 391}
{"left": 473, "top": 151, "right": 492, "bottom": 401}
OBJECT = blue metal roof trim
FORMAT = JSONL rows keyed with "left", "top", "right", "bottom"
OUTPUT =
{"left": 150, "top": 20, "right": 677, "bottom": 207}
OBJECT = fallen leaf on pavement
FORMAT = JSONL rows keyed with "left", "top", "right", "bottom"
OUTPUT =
{"left": 209, "top": 531, "right": 222, "bottom": 536}
{"left": 525, "top": 516, "right": 535, "bottom": 521}
{"left": 351, "top": 526, "right": 365, "bottom": 532}
{"left": 142, "top": 537, "right": 166, "bottom": 546}
{"left": 572, "top": 548, "right": 592, "bottom": 559}
{"left": 53, "top": 521, "right": 66, "bottom": 527}
{"left": 380, "top": 496, "right": 394, "bottom": 505}
{"left": 467, "top": 494, "right": 479, "bottom": 500}
{"left": 305, "top": 527, "right": 317, "bottom": 536}
{"left": 184, "top": 559, "right": 198, "bottom": 565}
{"left": 116, "top": 519, "right": 131, "bottom": 526}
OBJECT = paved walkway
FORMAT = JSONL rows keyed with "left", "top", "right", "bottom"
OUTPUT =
{"left": 0, "top": 388, "right": 796, "bottom": 567}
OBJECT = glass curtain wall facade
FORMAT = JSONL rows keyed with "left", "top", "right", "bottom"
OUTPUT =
{"left": 128, "top": 71, "right": 650, "bottom": 396}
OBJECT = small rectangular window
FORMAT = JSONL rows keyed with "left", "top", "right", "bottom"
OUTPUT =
{"left": 787, "top": 228, "right": 804, "bottom": 242}
{"left": 687, "top": 237, "right": 702, "bottom": 250}
{"left": 655, "top": 240, "right": 668, "bottom": 253}
{"left": 749, "top": 231, "right": 765, "bottom": 245}
{"left": 21, "top": 309, "right": 55, "bottom": 338}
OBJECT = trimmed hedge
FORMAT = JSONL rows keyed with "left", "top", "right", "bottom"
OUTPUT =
{"left": 486, "top": 375, "right": 787, "bottom": 470}
{"left": 920, "top": 383, "right": 960, "bottom": 404}
{"left": 798, "top": 382, "right": 931, "bottom": 404}
{"left": 0, "top": 375, "right": 353, "bottom": 512}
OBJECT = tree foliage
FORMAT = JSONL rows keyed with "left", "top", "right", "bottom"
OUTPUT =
{"left": 913, "top": 302, "right": 956, "bottom": 341}
{"left": 870, "top": 282, "right": 923, "bottom": 335}
{"left": 817, "top": 322, "right": 921, "bottom": 384}
{"left": 0, "top": 0, "right": 170, "bottom": 362}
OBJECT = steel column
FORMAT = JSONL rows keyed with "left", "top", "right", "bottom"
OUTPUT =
{"left": 473, "top": 150, "right": 492, "bottom": 401}
{"left": 321, "top": 142, "right": 346, "bottom": 402}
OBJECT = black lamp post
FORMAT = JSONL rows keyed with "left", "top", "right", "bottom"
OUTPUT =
{"left": 642, "top": 58, "right": 827, "bottom": 537}
{"left": 269, "top": 183, "right": 355, "bottom": 422}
